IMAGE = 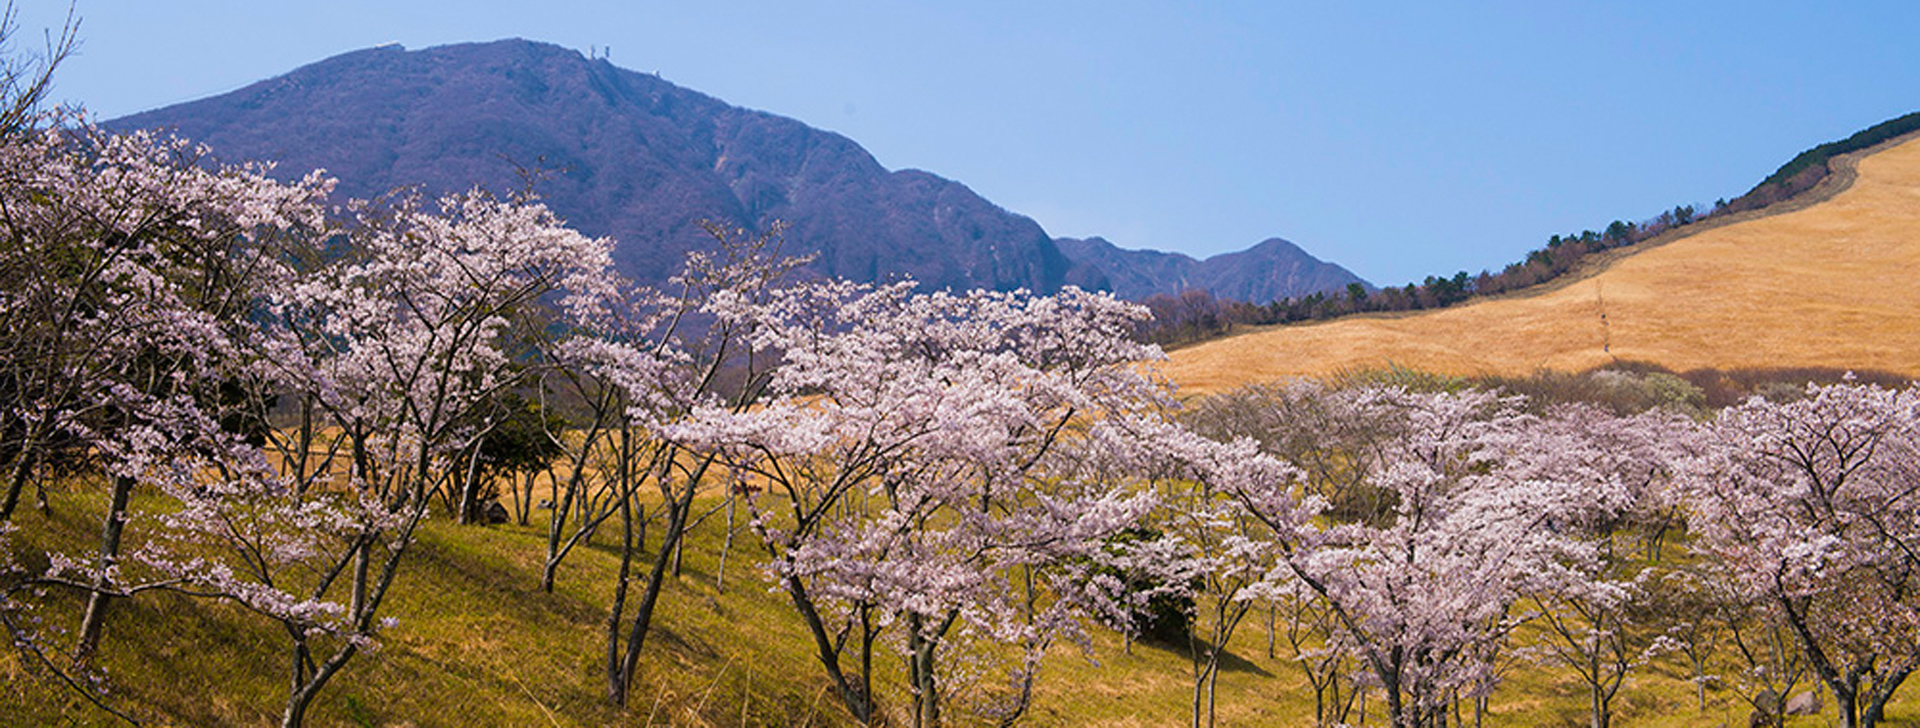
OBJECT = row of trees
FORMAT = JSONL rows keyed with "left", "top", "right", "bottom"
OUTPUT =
{"left": 0, "top": 97, "right": 625, "bottom": 723}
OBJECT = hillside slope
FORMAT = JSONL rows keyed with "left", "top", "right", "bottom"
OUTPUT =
{"left": 1163, "top": 133, "right": 1920, "bottom": 395}
{"left": 0, "top": 489, "right": 1831, "bottom": 727}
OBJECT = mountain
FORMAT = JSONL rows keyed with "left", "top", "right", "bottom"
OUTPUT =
{"left": 1055, "top": 236, "right": 1367, "bottom": 303}
{"left": 110, "top": 39, "right": 1362, "bottom": 301}
{"left": 1163, "top": 129, "right": 1920, "bottom": 394}
{"left": 111, "top": 40, "right": 1088, "bottom": 293}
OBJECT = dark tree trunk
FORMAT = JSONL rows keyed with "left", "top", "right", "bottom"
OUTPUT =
{"left": 785, "top": 574, "right": 874, "bottom": 724}
{"left": 0, "top": 445, "right": 37, "bottom": 521}
{"left": 604, "top": 496, "right": 640, "bottom": 706}
{"left": 73, "top": 474, "right": 135, "bottom": 661}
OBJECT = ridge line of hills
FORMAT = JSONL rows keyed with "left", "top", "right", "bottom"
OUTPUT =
{"left": 107, "top": 38, "right": 1367, "bottom": 304}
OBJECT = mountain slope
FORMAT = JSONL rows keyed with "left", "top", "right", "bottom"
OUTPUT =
{"left": 111, "top": 39, "right": 1085, "bottom": 293}
{"left": 1054, "top": 236, "right": 1366, "bottom": 302}
{"left": 109, "top": 39, "right": 1364, "bottom": 301}
{"left": 1163, "top": 132, "right": 1920, "bottom": 394}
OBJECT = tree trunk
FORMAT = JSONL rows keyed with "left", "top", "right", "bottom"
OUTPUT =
{"left": 785, "top": 574, "right": 873, "bottom": 724}
{"left": 908, "top": 616, "right": 942, "bottom": 728}
{"left": 1313, "top": 678, "right": 1327, "bottom": 726}
{"left": 1382, "top": 676, "right": 1406, "bottom": 728}
{"left": 607, "top": 436, "right": 713, "bottom": 707}
{"left": 73, "top": 474, "right": 135, "bottom": 661}
{"left": 455, "top": 441, "right": 484, "bottom": 525}
{"left": 604, "top": 427, "right": 639, "bottom": 706}
{"left": 515, "top": 471, "right": 533, "bottom": 525}
{"left": 0, "top": 443, "right": 38, "bottom": 521}
{"left": 1693, "top": 654, "right": 1708, "bottom": 711}
{"left": 612, "top": 499, "right": 688, "bottom": 706}
{"left": 1190, "top": 653, "right": 1218, "bottom": 728}
{"left": 349, "top": 540, "right": 370, "bottom": 621}
{"left": 1205, "top": 660, "right": 1220, "bottom": 728}
{"left": 605, "top": 495, "right": 638, "bottom": 706}
{"left": 1862, "top": 666, "right": 1911, "bottom": 728}
{"left": 1590, "top": 680, "right": 1606, "bottom": 728}
{"left": 715, "top": 492, "right": 735, "bottom": 591}
{"left": 1266, "top": 604, "right": 1276, "bottom": 659}
{"left": 280, "top": 641, "right": 359, "bottom": 728}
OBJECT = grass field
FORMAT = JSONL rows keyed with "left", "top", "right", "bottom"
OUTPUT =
{"left": 1161, "top": 133, "right": 1920, "bottom": 395}
{"left": 2, "top": 485, "right": 1899, "bottom": 726}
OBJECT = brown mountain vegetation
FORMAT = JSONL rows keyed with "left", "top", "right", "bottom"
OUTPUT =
{"left": 1162, "top": 131, "right": 1920, "bottom": 395}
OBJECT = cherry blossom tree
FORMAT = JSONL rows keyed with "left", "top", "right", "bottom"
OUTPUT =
{"left": 248, "top": 185, "right": 615, "bottom": 726}
{"left": 1498, "top": 403, "right": 1696, "bottom": 728}
{"left": 1108, "top": 415, "right": 1305, "bottom": 728}
{"left": 1202, "top": 383, "right": 1628, "bottom": 728}
{"left": 542, "top": 222, "right": 802, "bottom": 707}
{"left": 0, "top": 113, "right": 334, "bottom": 674}
{"left": 1679, "top": 381, "right": 1920, "bottom": 728}
{"left": 662, "top": 282, "right": 1166, "bottom": 726}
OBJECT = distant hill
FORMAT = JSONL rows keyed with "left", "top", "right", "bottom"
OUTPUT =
{"left": 109, "top": 39, "right": 1364, "bottom": 301}
{"left": 1054, "top": 236, "right": 1367, "bottom": 303}
{"left": 1163, "top": 131, "right": 1920, "bottom": 394}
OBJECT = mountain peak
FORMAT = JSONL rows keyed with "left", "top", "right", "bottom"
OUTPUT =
{"left": 111, "top": 40, "right": 1079, "bottom": 292}
{"left": 1055, "top": 236, "right": 1365, "bottom": 302}
{"left": 109, "top": 40, "right": 1362, "bottom": 302}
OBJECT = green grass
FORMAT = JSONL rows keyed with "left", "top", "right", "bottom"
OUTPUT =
{"left": 4, "top": 485, "right": 1917, "bottom": 726}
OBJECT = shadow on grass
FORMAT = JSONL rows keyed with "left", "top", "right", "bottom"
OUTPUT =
{"left": 1128, "top": 633, "right": 1275, "bottom": 678}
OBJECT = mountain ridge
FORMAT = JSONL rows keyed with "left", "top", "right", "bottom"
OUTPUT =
{"left": 109, "top": 39, "right": 1363, "bottom": 301}
{"left": 1054, "top": 235, "right": 1366, "bottom": 303}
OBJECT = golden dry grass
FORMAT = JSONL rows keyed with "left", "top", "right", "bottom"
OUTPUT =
{"left": 1162, "top": 133, "right": 1920, "bottom": 395}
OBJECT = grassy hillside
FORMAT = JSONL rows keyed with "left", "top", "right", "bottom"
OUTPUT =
{"left": 4, "top": 484, "right": 1899, "bottom": 726}
{"left": 1162, "top": 132, "right": 1920, "bottom": 395}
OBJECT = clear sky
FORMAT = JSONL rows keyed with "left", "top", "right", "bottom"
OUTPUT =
{"left": 12, "top": 1, "right": 1920, "bottom": 286}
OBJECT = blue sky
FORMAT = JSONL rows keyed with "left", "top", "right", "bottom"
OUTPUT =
{"left": 14, "top": 1, "right": 1920, "bottom": 286}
